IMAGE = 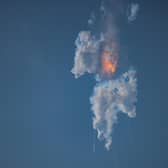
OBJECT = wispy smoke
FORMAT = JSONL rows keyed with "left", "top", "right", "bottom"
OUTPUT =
{"left": 88, "top": 12, "right": 96, "bottom": 26}
{"left": 127, "top": 3, "right": 140, "bottom": 22}
{"left": 71, "top": 0, "right": 138, "bottom": 150}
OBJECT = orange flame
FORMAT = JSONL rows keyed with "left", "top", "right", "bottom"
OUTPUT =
{"left": 101, "top": 49, "right": 117, "bottom": 74}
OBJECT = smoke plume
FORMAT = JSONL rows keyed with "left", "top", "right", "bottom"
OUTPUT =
{"left": 71, "top": 0, "right": 138, "bottom": 150}
{"left": 90, "top": 69, "right": 137, "bottom": 150}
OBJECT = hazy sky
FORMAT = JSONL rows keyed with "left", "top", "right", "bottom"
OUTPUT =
{"left": 0, "top": 0, "right": 167, "bottom": 168}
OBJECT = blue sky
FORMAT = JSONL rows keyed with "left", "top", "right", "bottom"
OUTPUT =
{"left": 0, "top": 0, "right": 166, "bottom": 167}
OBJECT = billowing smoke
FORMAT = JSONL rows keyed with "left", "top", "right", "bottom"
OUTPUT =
{"left": 71, "top": 31, "right": 103, "bottom": 78}
{"left": 90, "top": 69, "right": 137, "bottom": 150}
{"left": 71, "top": 0, "right": 138, "bottom": 150}
{"left": 71, "top": 31, "right": 118, "bottom": 80}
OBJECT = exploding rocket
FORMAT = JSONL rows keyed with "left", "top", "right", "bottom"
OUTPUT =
{"left": 71, "top": 0, "right": 138, "bottom": 150}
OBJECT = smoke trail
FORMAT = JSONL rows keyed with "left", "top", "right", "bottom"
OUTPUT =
{"left": 71, "top": 0, "right": 138, "bottom": 150}
{"left": 72, "top": 0, "right": 121, "bottom": 79}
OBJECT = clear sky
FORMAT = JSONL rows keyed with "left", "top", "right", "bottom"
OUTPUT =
{"left": 0, "top": 0, "right": 166, "bottom": 167}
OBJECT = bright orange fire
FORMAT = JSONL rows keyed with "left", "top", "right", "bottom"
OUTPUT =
{"left": 101, "top": 49, "right": 117, "bottom": 74}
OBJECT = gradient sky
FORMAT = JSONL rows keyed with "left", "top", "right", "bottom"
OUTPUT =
{"left": 0, "top": 0, "right": 167, "bottom": 167}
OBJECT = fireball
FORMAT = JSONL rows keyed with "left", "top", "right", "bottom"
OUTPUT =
{"left": 101, "top": 49, "right": 117, "bottom": 74}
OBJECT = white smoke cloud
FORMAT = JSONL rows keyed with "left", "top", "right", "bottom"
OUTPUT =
{"left": 128, "top": 3, "right": 139, "bottom": 22}
{"left": 71, "top": 31, "right": 104, "bottom": 78}
{"left": 90, "top": 68, "right": 137, "bottom": 150}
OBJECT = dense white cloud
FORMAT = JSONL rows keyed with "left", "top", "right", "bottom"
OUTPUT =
{"left": 90, "top": 69, "right": 137, "bottom": 150}
{"left": 71, "top": 31, "right": 104, "bottom": 78}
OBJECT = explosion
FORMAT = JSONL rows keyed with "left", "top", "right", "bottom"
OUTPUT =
{"left": 71, "top": 0, "right": 138, "bottom": 150}
{"left": 101, "top": 49, "right": 117, "bottom": 74}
